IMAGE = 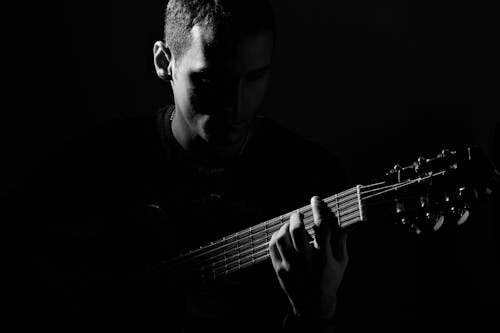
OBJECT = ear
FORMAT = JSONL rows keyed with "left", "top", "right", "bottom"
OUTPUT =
{"left": 153, "top": 41, "right": 173, "bottom": 82}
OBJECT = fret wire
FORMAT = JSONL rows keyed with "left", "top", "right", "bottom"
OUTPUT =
{"left": 166, "top": 186, "right": 368, "bottom": 271}
{"left": 199, "top": 213, "right": 362, "bottom": 274}
{"left": 300, "top": 196, "right": 360, "bottom": 220}
{"left": 169, "top": 208, "right": 360, "bottom": 277}
{"left": 170, "top": 182, "right": 417, "bottom": 280}
{"left": 202, "top": 241, "right": 270, "bottom": 274}
{"left": 218, "top": 217, "right": 361, "bottom": 277}
{"left": 212, "top": 252, "right": 268, "bottom": 279}
{"left": 207, "top": 215, "right": 364, "bottom": 279}
{"left": 214, "top": 248, "right": 270, "bottom": 279}
{"left": 169, "top": 195, "right": 362, "bottom": 271}
{"left": 168, "top": 191, "right": 360, "bottom": 266}
{"left": 212, "top": 171, "right": 464, "bottom": 279}
{"left": 335, "top": 193, "right": 341, "bottom": 224}
{"left": 183, "top": 199, "right": 361, "bottom": 269}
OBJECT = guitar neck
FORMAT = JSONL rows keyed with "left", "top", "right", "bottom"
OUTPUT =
{"left": 148, "top": 146, "right": 497, "bottom": 282}
{"left": 162, "top": 185, "right": 365, "bottom": 282}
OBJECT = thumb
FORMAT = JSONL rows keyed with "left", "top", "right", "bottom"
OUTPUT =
{"left": 311, "top": 196, "right": 333, "bottom": 258}
{"left": 331, "top": 231, "right": 348, "bottom": 263}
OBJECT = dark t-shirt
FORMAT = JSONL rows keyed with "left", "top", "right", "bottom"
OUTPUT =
{"left": 19, "top": 105, "right": 347, "bottom": 331}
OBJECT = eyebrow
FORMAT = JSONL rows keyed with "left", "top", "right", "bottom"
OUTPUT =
{"left": 248, "top": 65, "right": 272, "bottom": 75}
{"left": 193, "top": 64, "right": 272, "bottom": 77}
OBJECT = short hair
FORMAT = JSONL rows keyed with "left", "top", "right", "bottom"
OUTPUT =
{"left": 164, "top": 0, "right": 275, "bottom": 61}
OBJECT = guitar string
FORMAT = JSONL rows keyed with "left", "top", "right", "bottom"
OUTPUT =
{"left": 200, "top": 212, "right": 363, "bottom": 279}
{"left": 197, "top": 177, "right": 441, "bottom": 278}
{"left": 199, "top": 207, "right": 361, "bottom": 269}
{"left": 165, "top": 199, "right": 362, "bottom": 272}
{"left": 195, "top": 208, "right": 362, "bottom": 273}
{"left": 162, "top": 180, "right": 408, "bottom": 272}
{"left": 202, "top": 214, "right": 363, "bottom": 281}
{"left": 161, "top": 187, "right": 360, "bottom": 267}
{"left": 161, "top": 190, "right": 359, "bottom": 269}
{"left": 159, "top": 176, "right": 440, "bottom": 277}
{"left": 163, "top": 198, "right": 360, "bottom": 273}
{"left": 361, "top": 171, "right": 445, "bottom": 201}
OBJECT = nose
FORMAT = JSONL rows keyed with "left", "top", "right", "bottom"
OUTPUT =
{"left": 220, "top": 78, "right": 244, "bottom": 117}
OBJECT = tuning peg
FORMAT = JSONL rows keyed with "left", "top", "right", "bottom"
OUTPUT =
{"left": 420, "top": 195, "right": 429, "bottom": 208}
{"left": 440, "top": 149, "right": 450, "bottom": 157}
{"left": 432, "top": 214, "right": 445, "bottom": 231}
{"left": 392, "top": 164, "right": 402, "bottom": 172}
{"left": 419, "top": 211, "right": 445, "bottom": 232}
{"left": 414, "top": 157, "right": 429, "bottom": 175}
{"left": 456, "top": 209, "right": 470, "bottom": 225}
{"left": 448, "top": 203, "right": 470, "bottom": 226}
{"left": 410, "top": 222, "right": 422, "bottom": 235}
{"left": 400, "top": 217, "right": 408, "bottom": 226}
{"left": 396, "top": 201, "right": 405, "bottom": 214}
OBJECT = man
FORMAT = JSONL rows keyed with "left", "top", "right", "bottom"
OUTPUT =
{"left": 21, "top": 1, "right": 348, "bottom": 331}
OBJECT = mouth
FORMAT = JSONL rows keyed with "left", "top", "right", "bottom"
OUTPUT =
{"left": 209, "top": 116, "right": 247, "bottom": 129}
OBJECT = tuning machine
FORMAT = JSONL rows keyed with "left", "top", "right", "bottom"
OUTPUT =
{"left": 449, "top": 187, "right": 471, "bottom": 225}
{"left": 417, "top": 194, "right": 444, "bottom": 232}
{"left": 449, "top": 204, "right": 470, "bottom": 226}
{"left": 414, "top": 156, "right": 429, "bottom": 176}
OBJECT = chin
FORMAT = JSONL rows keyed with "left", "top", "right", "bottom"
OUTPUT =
{"left": 205, "top": 128, "right": 246, "bottom": 147}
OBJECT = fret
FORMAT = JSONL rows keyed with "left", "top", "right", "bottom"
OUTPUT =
{"left": 334, "top": 194, "right": 340, "bottom": 222}
{"left": 356, "top": 185, "right": 364, "bottom": 222}
{"left": 237, "top": 229, "right": 250, "bottom": 239}
{"left": 337, "top": 194, "right": 344, "bottom": 228}
{"left": 250, "top": 226, "right": 254, "bottom": 265}
{"left": 251, "top": 223, "right": 266, "bottom": 234}
{"left": 224, "top": 253, "right": 227, "bottom": 275}
{"left": 203, "top": 213, "right": 364, "bottom": 282}
{"left": 171, "top": 185, "right": 364, "bottom": 282}
{"left": 264, "top": 220, "right": 269, "bottom": 244}
{"left": 236, "top": 233, "right": 240, "bottom": 270}
{"left": 176, "top": 143, "right": 489, "bottom": 283}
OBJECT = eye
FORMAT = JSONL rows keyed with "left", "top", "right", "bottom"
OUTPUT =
{"left": 190, "top": 71, "right": 214, "bottom": 88}
{"left": 193, "top": 76, "right": 211, "bottom": 87}
{"left": 246, "top": 69, "right": 269, "bottom": 82}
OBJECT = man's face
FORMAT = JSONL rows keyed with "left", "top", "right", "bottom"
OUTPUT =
{"left": 171, "top": 25, "right": 273, "bottom": 146}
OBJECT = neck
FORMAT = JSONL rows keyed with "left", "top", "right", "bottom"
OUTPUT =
{"left": 159, "top": 185, "right": 365, "bottom": 282}
{"left": 170, "top": 108, "right": 250, "bottom": 165}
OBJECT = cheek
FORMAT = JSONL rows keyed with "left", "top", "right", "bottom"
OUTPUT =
{"left": 244, "top": 79, "right": 270, "bottom": 111}
{"left": 173, "top": 79, "right": 191, "bottom": 106}
{"left": 174, "top": 80, "right": 205, "bottom": 114}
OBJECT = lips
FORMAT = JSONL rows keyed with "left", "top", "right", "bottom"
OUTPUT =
{"left": 209, "top": 117, "right": 247, "bottom": 129}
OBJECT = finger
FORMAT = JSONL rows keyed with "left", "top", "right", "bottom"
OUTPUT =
{"left": 328, "top": 207, "right": 348, "bottom": 263}
{"left": 332, "top": 232, "right": 349, "bottom": 263}
{"left": 311, "top": 196, "right": 332, "bottom": 257}
{"left": 269, "top": 231, "right": 282, "bottom": 271}
{"left": 289, "top": 211, "right": 313, "bottom": 260}
{"left": 275, "top": 222, "right": 295, "bottom": 270}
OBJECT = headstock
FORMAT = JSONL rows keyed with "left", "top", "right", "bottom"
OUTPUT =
{"left": 362, "top": 147, "right": 498, "bottom": 234}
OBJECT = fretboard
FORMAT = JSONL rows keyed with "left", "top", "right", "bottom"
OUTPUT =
{"left": 160, "top": 185, "right": 365, "bottom": 281}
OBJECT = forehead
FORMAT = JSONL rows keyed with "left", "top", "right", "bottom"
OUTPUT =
{"left": 178, "top": 24, "right": 273, "bottom": 75}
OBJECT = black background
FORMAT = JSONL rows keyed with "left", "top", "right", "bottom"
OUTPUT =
{"left": 4, "top": 1, "right": 498, "bottom": 331}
